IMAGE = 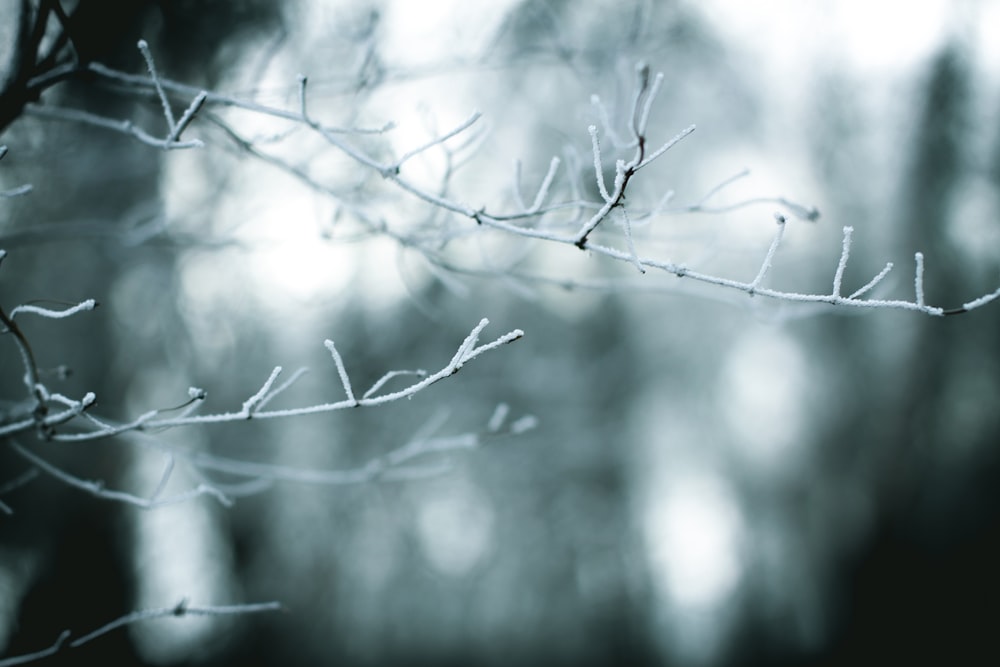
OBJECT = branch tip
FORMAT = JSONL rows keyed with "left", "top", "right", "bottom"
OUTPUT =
{"left": 914, "top": 252, "right": 927, "bottom": 307}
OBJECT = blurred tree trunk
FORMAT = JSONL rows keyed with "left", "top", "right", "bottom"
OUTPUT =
{"left": 1, "top": 2, "right": 283, "bottom": 663}
{"left": 797, "top": 41, "right": 1000, "bottom": 664}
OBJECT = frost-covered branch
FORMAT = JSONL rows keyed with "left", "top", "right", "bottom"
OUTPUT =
{"left": 30, "top": 40, "right": 207, "bottom": 150}
{"left": 2, "top": 310, "right": 520, "bottom": 443}
{"left": 1, "top": 280, "right": 523, "bottom": 508}
{"left": 166, "top": 55, "right": 991, "bottom": 315}
{"left": 14, "top": 43, "right": 999, "bottom": 322}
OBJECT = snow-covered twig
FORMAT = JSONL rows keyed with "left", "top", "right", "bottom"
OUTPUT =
{"left": 914, "top": 252, "right": 927, "bottom": 308}
{"left": 137, "top": 39, "right": 176, "bottom": 130}
{"left": 832, "top": 226, "right": 853, "bottom": 300}
{"left": 9, "top": 299, "right": 97, "bottom": 319}
{"left": 749, "top": 215, "right": 786, "bottom": 294}
{"left": 240, "top": 366, "right": 285, "bottom": 417}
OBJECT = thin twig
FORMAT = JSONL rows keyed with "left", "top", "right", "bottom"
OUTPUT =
{"left": 68, "top": 600, "right": 283, "bottom": 649}
{"left": 7, "top": 439, "right": 234, "bottom": 508}
{"left": 9, "top": 299, "right": 97, "bottom": 319}
{"left": 0, "top": 631, "right": 70, "bottom": 667}
{"left": 848, "top": 263, "right": 894, "bottom": 300}
{"left": 241, "top": 367, "right": 284, "bottom": 417}
{"left": 749, "top": 214, "right": 786, "bottom": 294}
{"left": 167, "top": 90, "right": 207, "bottom": 143}
{"left": 832, "top": 226, "right": 853, "bottom": 299}
{"left": 323, "top": 340, "right": 357, "bottom": 404}
{"left": 528, "top": 157, "right": 561, "bottom": 213}
{"left": 588, "top": 125, "right": 612, "bottom": 203}
{"left": 137, "top": 39, "right": 176, "bottom": 131}
{"left": 395, "top": 111, "right": 483, "bottom": 171}
{"left": 914, "top": 252, "right": 927, "bottom": 307}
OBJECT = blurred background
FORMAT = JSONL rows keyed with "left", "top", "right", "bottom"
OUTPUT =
{"left": 2, "top": 1, "right": 1000, "bottom": 665}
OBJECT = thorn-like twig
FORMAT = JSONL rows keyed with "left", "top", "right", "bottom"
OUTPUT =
{"left": 528, "top": 157, "right": 561, "bottom": 213}
{"left": 749, "top": 214, "right": 786, "bottom": 294}
{"left": 832, "top": 226, "right": 853, "bottom": 299}
{"left": 395, "top": 111, "right": 483, "bottom": 171}
{"left": 914, "top": 252, "right": 926, "bottom": 307}
{"left": 324, "top": 340, "right": 357, "bottom": 404}
{"left": 848, "top": 263, "right": 894, "bottom": 300}
{"left": 167, "top": 90, "right": 207, "bottom": 143}
{"left": 588, "top": 125, "right": 612, "bottom": 203}
{"left": 137, "top": 39, "right": 176, "bottom": 131}
{"left": 241, "top": 367, "right": 284, "bottom": 417}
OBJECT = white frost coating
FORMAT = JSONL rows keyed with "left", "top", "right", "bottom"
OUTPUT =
{"left": 848, "top": 262, "right": 893, "bottom": 300}
{"left": 137, "top": 39, "right": 176, "bottom": 130}
{"left": 914, "top": 252, "right": 927, "bottom": 307}
{"left": 9, "top": 299, "right": 97, "bottom": 319}
{"left": 240, "top": 366, "right": 283, "bottom": 416}
{"left": 749, "top": 216, "right": 786, "bottom": 293}
{"left": 963, "top": 285, "right": 1000, "bottom": 311}
{"left": 323, "top": 340, "right": 357, "bottom": 404}
{"left": 832, "top": 226, "right": 853, "bottom": 298}
{"left": 589, "top": 125, "right": 612, "bottom": 203}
